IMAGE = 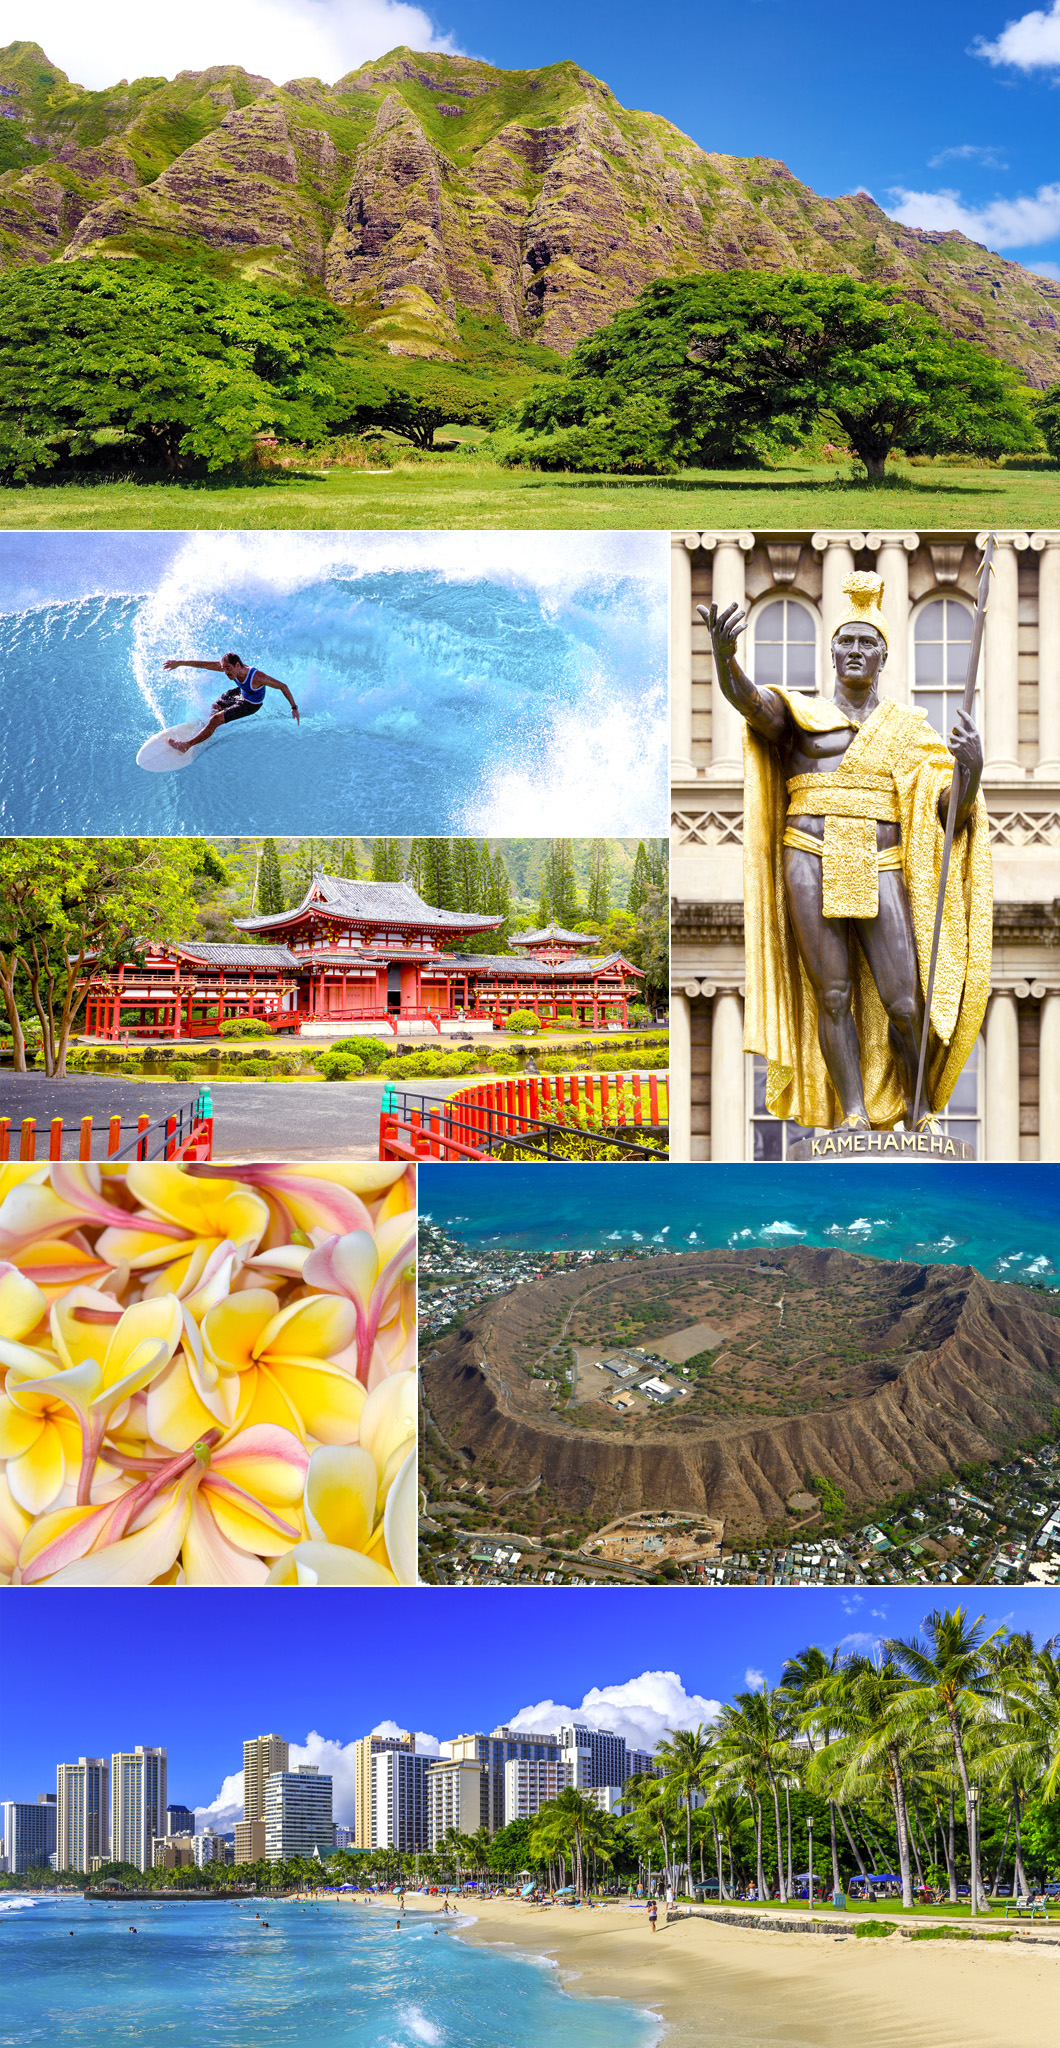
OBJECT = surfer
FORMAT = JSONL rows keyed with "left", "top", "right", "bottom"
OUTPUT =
{"left": 162, "top": 652, "right": 300, "bottom": 753}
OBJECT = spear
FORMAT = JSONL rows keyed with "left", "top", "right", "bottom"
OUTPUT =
{"left": 910, "top": 532, "right": 994, "bottom": 1132}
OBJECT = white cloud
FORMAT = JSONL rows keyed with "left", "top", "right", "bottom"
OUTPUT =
{"left": 928, "top": 144, "right": 1008, "bottom": 169}
{"left": 1028, "top": 257, "right": 1060, "bottom": 276}
{"left": 839, "top": 1630, "right": 883, "bottom": 1654}
{"left": 195, "top": 1724, "right": 441, "bottom": 1831}
{"left": 0, "top": 0, "right": 457, "bottom": 92}
{"left": 507, "top": 1670, "right": 723, "bottom": 1754}
{"left": 744, "top": 1667, "right": 766, "bottom": 1691}
{"left": 974, "top": 1, "right": 1060, "bottom": 72}
{"left": 889, "top": 180, "right": 1060, "bottom": 249}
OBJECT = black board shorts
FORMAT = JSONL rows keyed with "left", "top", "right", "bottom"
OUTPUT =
{"left": 213, "top": 687, "right": 263, "bottom": 724}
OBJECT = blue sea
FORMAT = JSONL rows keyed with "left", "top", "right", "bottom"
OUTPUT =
{"left": 421, "top": 1161, "right": 1060, "bottom": 1285}
{"left": 0, "top": 532, "right": 667, "bottom": 835}
{"left": 0, "top": 1894, "right": 658, "bottom": 2048}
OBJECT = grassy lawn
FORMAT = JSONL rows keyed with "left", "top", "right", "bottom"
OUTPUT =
{"left": 1, "top": 460, "right": 1057, "bottom": 531}
{"left": 697, "top": 1895, "right": 1059, "bottom": 1925}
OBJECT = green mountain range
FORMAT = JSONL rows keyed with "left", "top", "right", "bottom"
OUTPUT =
{"left": 2, "top": 38, "right": 1059, "bottom": 383}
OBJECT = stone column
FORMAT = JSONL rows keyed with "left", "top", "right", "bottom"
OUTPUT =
{"left": 868, "top": 532, "right": 918, "bottom": 706}
{"left": 711, "top": 991, "right": 745, "bottom": 1161}
{"left": 984, "top": 991, "right": 1020, "bottom": 1162}
{"left": 813, "top": 533, "right": 862, "bottom": 697}
{"left": 670, "top": 535, "right": 695, "bottom": 779}
{"left": 1032, "top": 535, "right": 1060, "bottom": 778}
{"left": 706, "top": 534, "right": 753, "bottom": 777}
{"left": 980, "top": 532, "right": 1024, "bottom": 780}
{"left": 670, "top": 989, "right": 693, "bottom": 1162}
{"left": 1039, "top": 993, "right": 1060, "bottom": 1163}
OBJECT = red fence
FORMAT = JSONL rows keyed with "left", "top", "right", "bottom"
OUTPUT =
{"left": 0, "top": 1093, "right": 214, "bottom": 1162}
{"left": 379, "top": 1071, "right": 668, "bottom": 1162}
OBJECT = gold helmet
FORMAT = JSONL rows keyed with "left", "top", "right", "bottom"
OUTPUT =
{"left": 830, "top": 571, "right": 889, "bottom": 650}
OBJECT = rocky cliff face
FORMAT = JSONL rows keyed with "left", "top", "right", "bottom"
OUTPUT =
{"left": 423, "top": 1248, "right": 1060, "bottom": 1539}
{"left": 2, "top": 39, "right": 1059, "bottom": 379}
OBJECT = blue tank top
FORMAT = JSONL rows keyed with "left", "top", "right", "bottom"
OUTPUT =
{"left": 238, "top": 667, "right": 265, "bottom": 705}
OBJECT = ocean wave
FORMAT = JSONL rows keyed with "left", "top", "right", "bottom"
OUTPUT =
{"left": 396, "top": 2007, "right": 445, "bottom": 2044}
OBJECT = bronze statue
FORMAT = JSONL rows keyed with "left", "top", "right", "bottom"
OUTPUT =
{"left": 699, "top": 572, "right": 993, "bottom": 1136}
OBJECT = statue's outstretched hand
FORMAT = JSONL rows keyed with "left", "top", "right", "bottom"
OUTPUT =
{"left": 947, "top": 706, "right": 982, "bottom": 780}
{"left": 698, "top": 601, "right": 746, "bottom": 665}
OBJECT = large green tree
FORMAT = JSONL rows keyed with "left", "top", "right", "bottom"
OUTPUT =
{"left": 508, "top": 273, "right": 1038, "bottom": 482}
{"left": 0, "top": 261, "right": 342, "bottom": 477}
{"left": 0, "top": 838, "right": 203, "bottom": 1075}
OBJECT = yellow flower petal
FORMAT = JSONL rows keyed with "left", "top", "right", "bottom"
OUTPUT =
{"left": 32, "top": 1487, "right": 192, "bottom": 1586}
{"left": 180, "top": 1499, "right": 271, "bottom": 1585}
{"left": 0, "top": 1394, "right": 45, "bottom": 1459}
{"left": 267, "top": 1360, "right": 367, "bottom": 1445}
{"left": 0, "top": 1469, "right": 31, "bottom": 1581}
{"left": 146, "top": 1352, "right": 233, "bottom": 1453}
{"left": 383, "top": 1449, "right": 417, "bottom": 1586}
{"left": 202, "top": 1290, "right": 278, "bottom": 1373}
{"left": 6, "top": 1420, "right": 68, "bottom": 1515}
{"left": 358, "top": 1371, "right": 417, "bottom": 1474}
{"left": 266, "top": 1540, "right": 397, "bottom": 1587}
{"left": 0, "top": 1263, "right": 48, "bottom": 1342}
{"left": 254, "top": 1293, "right": 357, "bottom": 1365}
{"left": 304, "top": 1444, "right": 377, "bottom": 1551}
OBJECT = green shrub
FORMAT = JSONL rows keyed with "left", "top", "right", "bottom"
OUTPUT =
{"left": 505, "top": 1009, "right": 541, "bottom": 1034}
{"left": 627, "top": 1004, "right": 653, "bottom": 1027}
{"left": 318, "top": 1050, "right": 366, "bottom": 1081}
{"left": 854, "top": 1920, "right": 897, "bottom": 1940}
{"left": 237, "top": 1058, "right": 271, "bottom": 1078}
{"left": 220, "top": 1019, "right": 272, "bottom": 1038}
{"left": 170, "top": 1059, "right": 196, "bottom": 1082}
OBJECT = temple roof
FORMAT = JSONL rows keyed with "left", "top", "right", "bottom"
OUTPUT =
{"left": 432, "top": 952, "right": 642, "bottom": 979}
{"left": 176, "top": 943, "right": 299, "bottom": 967}
{"left": 508, "top": 921, "right": 597, "bottom": 949}
{"left": 235, "top": 875, "right": 501, "bottom": 935}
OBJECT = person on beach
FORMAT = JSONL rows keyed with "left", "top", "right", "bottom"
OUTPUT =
{"left": 162, "top": 652, "right": 300, "bottom": 753}
{"left": 648, "top": 1900, "right": 658, "bottom": 1934}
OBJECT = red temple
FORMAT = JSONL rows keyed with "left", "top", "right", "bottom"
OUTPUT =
{"left": 79, "top": 877, "right": 644, "bottom": 1039}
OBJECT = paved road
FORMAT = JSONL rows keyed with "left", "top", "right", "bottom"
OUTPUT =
{"left": 0, "top": 1076, "right": 389, "bottom": 1161}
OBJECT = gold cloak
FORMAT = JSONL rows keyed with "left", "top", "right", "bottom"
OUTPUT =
{"left": 742, "top": 691, "right": 993, "bottom": 1130}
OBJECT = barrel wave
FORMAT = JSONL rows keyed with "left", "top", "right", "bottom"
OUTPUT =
{"left": 0, "top": 533, "right": 667, "bottom": 834}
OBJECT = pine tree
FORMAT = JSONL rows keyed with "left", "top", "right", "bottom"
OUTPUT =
{"left": 647, "top": 837, "right": 669, "bottom": 890}
{"left": 627, "top": 840, "right": 653, "bottom": 916}
{"left": 371, "top": 839, "right": 404, "bottom": 882}
{"left": 419, "top": 838, "right": 456, "bottom": 909}
{"left": 585, "top": 840, "right": 612, "bottom": 926}
{"left": 405, "top": 840, "right": 427, "bottom": 895}
{"left": 285, "top": 840, "right": 315, "bottom": 909}
{"left": 339, "top": 840, "right": 359, "bottom": 879}
{"left": 257, "top": 838, "right": 284, "bottom": 917}
{"left": 545, "top": 839, "right": 579, "bottom": 927}
{"left": 484, "top": 847, "right": 512, "bottom": 955}
{"left": 537, "top": 868, "right": 552, "bottom": 928}
{"left": 452, "top": 838, "right": 482, "bottom": 913}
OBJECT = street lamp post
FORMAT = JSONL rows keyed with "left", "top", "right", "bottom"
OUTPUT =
{"left": 807, "top": 1815, "right": 814, "bottom": 1925}
{"left": 968, "top": 1787, "right": 978, "bottom": 1922}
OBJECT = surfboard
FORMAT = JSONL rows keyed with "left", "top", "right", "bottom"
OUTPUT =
{"left": 135, "top": 722, "right": 205, "bottom": 772}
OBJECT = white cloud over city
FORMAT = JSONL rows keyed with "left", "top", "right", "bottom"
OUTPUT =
{"left": 0, "top": 0, "right": 456, "bottom": 92}
{"left": 974, "top": 0, "right": 1060, "bottom": 71}
{"left": 507, "top": 1670, "right": 723, "bottom": 1752}
{"left": 196, "top": 1725, "right": 441, "bottom": 1830}
{"left": 888, "top": 180, "right": 1060, "bottom": 250}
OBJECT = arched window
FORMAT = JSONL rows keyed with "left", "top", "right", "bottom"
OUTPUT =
{"left": 912, "top": 599, "right": 975, "bottom": 736}
{"left": 750, "top": 598, "right": 817, "bottom": 693}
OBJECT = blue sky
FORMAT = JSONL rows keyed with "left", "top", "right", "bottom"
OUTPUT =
{"left": 12, "top": 0, "right": 1060, "bottom": 274}
{"left": 2, "top": 1588, "right": 1057, "bottom": 1815}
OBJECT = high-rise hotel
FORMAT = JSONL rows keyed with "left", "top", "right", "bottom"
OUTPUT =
{"left": 56, "top": 1758, "right": 109, "bottom": 1873}
{"left": 110, "top": 1748, "right": 167, "bottom": 1873}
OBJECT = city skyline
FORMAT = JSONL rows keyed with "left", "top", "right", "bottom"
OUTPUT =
{"left": 3, "top": 1587, "right": 1058, "bottom": 1810}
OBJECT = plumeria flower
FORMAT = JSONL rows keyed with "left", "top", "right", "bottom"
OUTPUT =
{"left": 0, "top": 1290, "right": 184, "bottom": 1511}
{"left": 302, "top": 1221, "right": 416, "bottom": 1388}
{"left": 16, "top": 1425, "right": 309, "bottom": 1586}
{"left": 0, "top": 1469, "right": 31, "bottom": 1584}
{"left": 198, "top": 1288, "right": 367, "bottom": 1443}
{"left": 266, "top": 1377, "right": 416, "bottom": 1585}
{"left": 92, "top": 1167, "right": 271, "bottom": 1286}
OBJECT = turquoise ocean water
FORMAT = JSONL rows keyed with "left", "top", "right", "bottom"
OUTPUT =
{"left": 0, "top": 534, "right": 666, "bottom": 836}
{"left": 421, "top": 1162, "right": 1060, "bottom": 1286}
{"left": 0, "top": 1895, "right": 658, "bottom": 2048}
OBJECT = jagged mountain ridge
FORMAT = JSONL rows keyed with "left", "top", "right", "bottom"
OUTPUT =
{"left": 1, "top": 39, "right": 1058, "bottom": 379}
{"left": 423, "top": 1246, "right": 1060, "bottom": 1539}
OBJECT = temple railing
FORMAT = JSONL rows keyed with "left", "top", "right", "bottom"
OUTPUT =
{"left": 378, "top": 1072, "right": 668, "bottom": 1162}
{"left": 0, "top": 1091, "right": 214, "bottom": 1161}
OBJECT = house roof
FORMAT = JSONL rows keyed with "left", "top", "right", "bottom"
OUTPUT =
{"left": 234, "top": 875, "right": 501, "bottom": 935}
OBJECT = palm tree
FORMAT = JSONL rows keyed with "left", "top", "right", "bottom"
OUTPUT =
{"left": 781, "top": 1642, "right": 847, "bottom": 1896}
{"left": 716, "top": 1688, "right": 794, "bottom": 1901}
{"left": 885, "top": 1607, "right": 1002, "bottom": 1911}
{"left": 529, "top": 1788, "right": 612, "bottom": 1899}
{"left": 817, "top": 1652, "right": 933, "bottom": 1909}
{"left": 656, "top": 1724, "right": 713, "bottom": 1899}
{"left": 991, "top": 1635, "right": 1060, "bottom": 1897}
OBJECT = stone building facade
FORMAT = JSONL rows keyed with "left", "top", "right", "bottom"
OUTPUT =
{"left": 670, "top": 529, "right": 1060, "bottom": 1162}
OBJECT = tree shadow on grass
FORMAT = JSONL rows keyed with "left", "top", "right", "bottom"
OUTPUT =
{"left": 526, "top": 474, "right": 999, "bottom": 497}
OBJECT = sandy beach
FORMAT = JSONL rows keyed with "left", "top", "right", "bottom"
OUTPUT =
{"left": 383, "top": 1894, "right": 1060, "bottom": 2048}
